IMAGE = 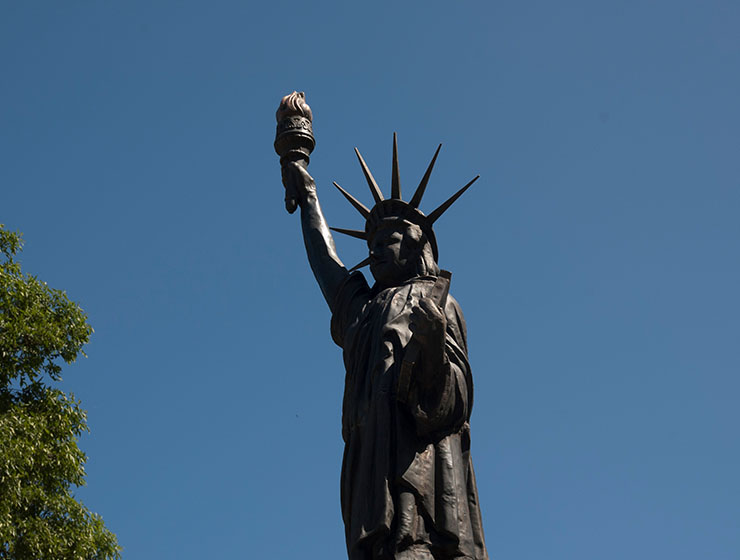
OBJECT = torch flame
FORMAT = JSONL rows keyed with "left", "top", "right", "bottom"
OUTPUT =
{"left": 276, "top": 91, "right": 313, "bottom": 122}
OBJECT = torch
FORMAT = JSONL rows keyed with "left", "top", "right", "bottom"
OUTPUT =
{"left": 274, "top": 91, "right": 315, "bottom": 214}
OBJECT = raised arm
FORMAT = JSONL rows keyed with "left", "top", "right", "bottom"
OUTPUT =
{"left": 282, "top": 162, "right": 350, "bottom": 311}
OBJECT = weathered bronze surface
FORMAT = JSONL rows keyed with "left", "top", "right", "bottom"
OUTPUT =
{"left": 276, "top": 92, "right": 489, "bottom": 560}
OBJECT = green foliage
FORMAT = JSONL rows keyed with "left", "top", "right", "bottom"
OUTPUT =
{"left": 0, "top": 226, "right": 120, "bottom": 560}
{"left": 0, "top": 228, "right": 92, "bottom": 388}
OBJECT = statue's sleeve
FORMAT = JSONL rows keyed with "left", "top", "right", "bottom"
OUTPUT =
{"left": 330, "top": 271, "right": 370, "bottom": 348}
{"left": 410, "top": 294, "right": 474, "bottom": 435}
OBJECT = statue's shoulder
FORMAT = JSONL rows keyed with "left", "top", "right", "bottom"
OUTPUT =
{"left": 330, "top": 271, "right": 372, "bottom": 348}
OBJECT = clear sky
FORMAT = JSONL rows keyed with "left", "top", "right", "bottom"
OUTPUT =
{"left": 2, "top": 1, "right": 739, "bottom": 558}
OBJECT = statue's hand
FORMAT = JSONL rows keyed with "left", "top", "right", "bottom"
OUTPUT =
{"left": 410, "top": 298, "right": 447, "bottom": 364}
{"left": 281, "top": 161, "right": 317, "bottom": 213}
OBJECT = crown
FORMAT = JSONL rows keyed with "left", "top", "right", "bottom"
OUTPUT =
{"left": 330, "top": 133, "right": 479, "bottom": 272}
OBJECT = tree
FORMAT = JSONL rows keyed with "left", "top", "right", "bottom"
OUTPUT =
{"left": 0, "top": 225, "right": 120, "bottom": 559}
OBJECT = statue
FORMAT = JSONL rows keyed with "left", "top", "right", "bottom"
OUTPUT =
{"left": 276, "top": 92, "right": 490, "bottom": 560}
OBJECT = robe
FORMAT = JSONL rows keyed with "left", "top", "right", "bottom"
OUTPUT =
{"left": 331, "top": 272, "right": 489, "bottom": 560}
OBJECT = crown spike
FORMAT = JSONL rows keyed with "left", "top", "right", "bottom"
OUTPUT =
{"left": 391, "top": 133, "right": 402, "bottom": 200}
{"left": 427, "top": 175, "right": 480, "bottom": 223}
{"left": 354, "top": 147, "right": 384, "bottom": 204}
{"left": 330, "top": 227, "right": 368, "bottom": 240}
{"left": 409, "top": 144, "right": 442, "bottom": 209}
{"left": 333, "top": 182, "right": 370, "bottom": 218}
{"left": 348, "top": 256, "right": 372, "bottom": 273}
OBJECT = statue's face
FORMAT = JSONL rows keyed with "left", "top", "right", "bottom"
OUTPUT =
{"left": 369, "top": 225, "right": 418, "bottom": 287}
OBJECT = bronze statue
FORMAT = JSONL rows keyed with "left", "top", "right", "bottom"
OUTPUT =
{"left": 276, "top": 92, "right": 489, "bottom": 560}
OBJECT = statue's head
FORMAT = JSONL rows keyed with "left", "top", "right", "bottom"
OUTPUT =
{"left": 368, "top": 219, "right": 439, "bottom": 287}
{"left": 330, "top": 134, "right": 478, "bottom": 281}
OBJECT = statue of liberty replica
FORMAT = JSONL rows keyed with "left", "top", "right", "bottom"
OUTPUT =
{"left": 276, "top": 92, "right": 489, "bottom": 560}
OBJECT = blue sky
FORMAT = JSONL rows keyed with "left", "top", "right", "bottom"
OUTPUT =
{"left": 2, "top": 1, "right": 739, "bottom": 558}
